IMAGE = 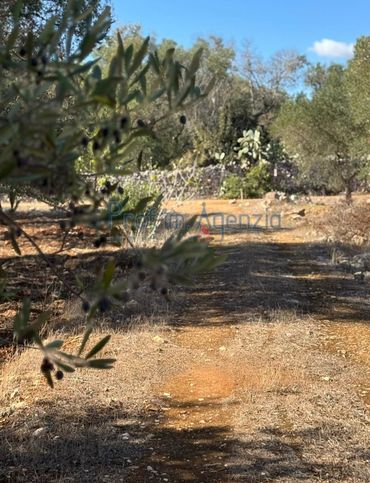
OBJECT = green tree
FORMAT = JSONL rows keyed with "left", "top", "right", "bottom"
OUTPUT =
{"left": 272, "top": 64, "right": 368, "bottom": 200}
{"left": 346, "top": 36, "right": 370, "bottom": 133}
{"left": 0, "top": 1, "right": 221, "bottom": 385}
{"left": 0, "top": 0, "right": 112, "bottom": 46}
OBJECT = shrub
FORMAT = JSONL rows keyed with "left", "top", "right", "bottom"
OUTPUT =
{"left": 243, "top": 163, "right": 272, "bottom": 198}
{"left": 118, "top": 180, "right": 160, "bottom": 212}
{"left": 220, "top": 174, "right": 243, "bottom": 199}
{"left": 314, "top": 202, "right": 370, "bottom": 247}
{"left": 220, "top": 163, "right": 272, "bottom": 199}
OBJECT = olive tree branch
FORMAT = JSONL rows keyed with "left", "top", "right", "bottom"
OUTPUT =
{"left": 0, "top": 209, "right": 86, "bottom": 302}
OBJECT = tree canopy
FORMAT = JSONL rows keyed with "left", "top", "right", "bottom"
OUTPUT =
{"left": 272, "top": 44, "right": 370, "bottom": 199}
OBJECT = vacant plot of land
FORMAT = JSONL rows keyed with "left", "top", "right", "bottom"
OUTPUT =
{"left": 1, "top": 197, "right": 370, "bottom": 482}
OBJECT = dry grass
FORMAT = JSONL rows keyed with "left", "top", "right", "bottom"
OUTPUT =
{"left": 313, "top": 201, "right": 370, "bottom": 248}
{"left": 0, "top": 315, "right": 192, "bottom": 482}
{"left": 2, "top": 197, "right": 370, "bottom": 481}
{"left": 229, "top": 314, "right": 370, "bottom": 482}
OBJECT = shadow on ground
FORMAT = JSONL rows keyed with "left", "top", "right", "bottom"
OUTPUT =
{"left": 0, "top": 402, "right": 356, "bottom": 482}
{"left": 174, "top": 236, "right": 370, "bottom": 328}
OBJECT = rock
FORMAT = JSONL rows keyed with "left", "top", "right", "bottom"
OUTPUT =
{"left": 276, "top": 191, "right": 288, "bottom": 201}
{"left": 352, "top": 253, "right": 370, "bottom": 271}
{"left": 336, "top": 258, "right": 352, "bottom": 272}
{"left": 33, "top": 427, "right": 47, "bottom": 437}
{"left": 146, "top": 466, "right": 158, "bottom": 474}
{"left": 229, "top": 199, "right": 237, "bottom": 204}
{"left": 153, "top": 335, "right": 165, "bottom": 344}
{"left": 291, "top": 209, "right": 305, "bottom": 217}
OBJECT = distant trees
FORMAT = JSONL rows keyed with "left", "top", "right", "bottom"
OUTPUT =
{"left": 88, "top": 31, "right": 308, "bottom": 172}
{"left": 272, "top": 41, "right": 370, "bottom": 200}
{"left": 346, "top": 36, "right": 370, "bottom": 133}
{"left": 241, "top": 44, "right": 307, "bottom": 119}
{"left": 93, "top": 30, "right": 370, "bottom": 201}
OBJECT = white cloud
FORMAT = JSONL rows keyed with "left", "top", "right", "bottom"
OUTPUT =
{"left": 309, "top": 39, "right": 354, "bottom": 59}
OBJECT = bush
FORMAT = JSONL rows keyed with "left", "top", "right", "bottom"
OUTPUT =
{"left": 220, "top": 174, "right": 243, "bottom": 199}
{"left": 220, "top": 163, "right": 272, "bottom": 199}
{"left": 314, "top": 202, "right": 370, "bottom": 247}
{"left": 243, "top": 163, "right": 272, "bottom": 198}
{"left": 119, "top": 180, "right": 160, "bottom": 212}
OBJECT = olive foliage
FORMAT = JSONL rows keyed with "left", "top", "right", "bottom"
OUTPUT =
{"left": 0, "top": 1, "right": 221, "bottom": 386}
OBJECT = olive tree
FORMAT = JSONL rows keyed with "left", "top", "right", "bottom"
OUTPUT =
{"left": 272, "top": 64, "right": 369, "bottom": 200}
{"left": 0, "top": 1, "right": 221, "bottom": 386}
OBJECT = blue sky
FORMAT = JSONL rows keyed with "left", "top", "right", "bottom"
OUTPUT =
{"left": 112, "top": 0, "right": 370, "bottom": 63}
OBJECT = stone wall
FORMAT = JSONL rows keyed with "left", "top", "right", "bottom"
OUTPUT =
{"left": 115, "top": 165, "right": 237, "bottom": 199}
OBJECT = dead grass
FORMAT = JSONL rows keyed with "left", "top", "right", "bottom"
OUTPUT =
{"left": 312, "top": 201, "right": 370, "bottom": 248}
{"left": 0, "top": 314, "right": 194, "bottom": 482}
{"left": 2, "top": 197, "right": 370, "bottom": 481}
{"left": 229, "top": 315, "right": 370, "bottom": 482}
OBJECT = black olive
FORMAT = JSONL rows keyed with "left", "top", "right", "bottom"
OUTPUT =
{"left": 55, "top": 370, "right": 64, "bottom": 380}
{"left": 120, "top": 117, "right": 128, "bottom": 129}
{"left": 82, "top": 301, "right": 90, "bottom": 313}
{"left": 98, "top": 297, "right": 110, "bottom": 313}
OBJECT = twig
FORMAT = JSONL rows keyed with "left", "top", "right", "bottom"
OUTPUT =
{"left": 0, "top": 209, "right": 86, "bottom": 302}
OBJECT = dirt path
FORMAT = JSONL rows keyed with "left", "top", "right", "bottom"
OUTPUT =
{"left": 1, "top": 199, "right": 370, "bottom": 482}
{"left": 136, "top": 205, "right": 370, "bottom": 482}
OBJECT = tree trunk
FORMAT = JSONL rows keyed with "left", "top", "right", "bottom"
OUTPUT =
{"left": 344, "top": 179, "right": 353, "bottom": 204}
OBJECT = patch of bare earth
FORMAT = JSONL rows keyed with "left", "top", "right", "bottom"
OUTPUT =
{"left": 1, "top": 197, "right": 370, "bottom": 482}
